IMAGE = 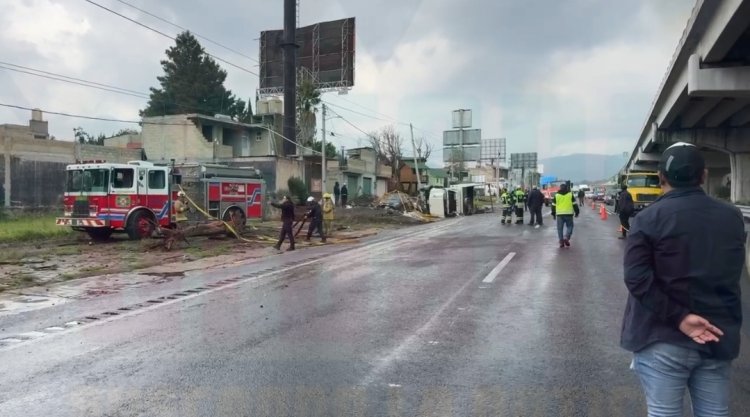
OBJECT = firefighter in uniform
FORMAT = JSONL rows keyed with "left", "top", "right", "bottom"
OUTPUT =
{"left": 513, "top": 186, "right": 526, "bottom": 225}
{"left": 322, "top": 193, "right": 335, "bottom": 237}
{"left": 174, "top": 191, "right": 190, "bottom": 225}
{"left": 271, "top": 195, "right": 295, "bottom": 251}
{"left": 500, "top": 188, "right": 514, "bottom": 224}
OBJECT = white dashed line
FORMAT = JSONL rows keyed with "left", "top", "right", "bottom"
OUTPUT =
{"left": 481, "top": 252, "right": 517, "bottom": 283}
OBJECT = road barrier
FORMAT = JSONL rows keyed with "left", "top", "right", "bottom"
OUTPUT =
{"left": 738, "top": 204, "right": 750, "bottom": 222}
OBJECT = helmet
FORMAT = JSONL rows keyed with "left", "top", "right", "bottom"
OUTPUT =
{"left": 323, "top": 193, "right": 332, "bottom": 199}
{"left": 177, "top": 191, "right": 185, "bottom": 197}
{"left": 307, "top": 196, "right": 315, "bottom": 202}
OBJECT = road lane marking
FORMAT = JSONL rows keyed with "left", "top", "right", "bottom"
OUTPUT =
{"left": 481, "top": 252, "right": 516, "bottom": 283}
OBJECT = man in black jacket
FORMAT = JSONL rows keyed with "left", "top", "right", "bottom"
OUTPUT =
{"left": 621, "top": 143, "right": 746, "bottom": 416}
{"left": 526, "top": 186, "right": 545, "bottom": 227}
{"left": 271, "top": 195, "right": 296, "bottom": 251}
{"left": 305, "top": 196, "right": 326, "bottom": 243}
{"left": 617, "top": 184, "right": 634, "bottom": 239}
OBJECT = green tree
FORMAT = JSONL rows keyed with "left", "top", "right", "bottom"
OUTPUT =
{"left": 73, "top": 127, "right": 105, "bottom": 145}
{"left": 141, "top": 31, "right": 246, "bottom": 119}
{"left": 296, "top": 76, "right": 321, "bottom": 146}
{"left": 311, "top": 140, "right": 337, "bottom": 157}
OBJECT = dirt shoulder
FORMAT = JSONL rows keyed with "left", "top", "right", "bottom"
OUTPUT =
{"left": 0, "top": 207, "right": 428, "bottom": 294}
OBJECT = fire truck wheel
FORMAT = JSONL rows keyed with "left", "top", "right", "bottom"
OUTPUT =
{"left": 126, "top": 210, "right": 156, "bottom": 240}
{"left": 85, "top": 228, "right": 113, "bottom": 241}
{"left": 223, "top": 206, "right": 246, "bottom": 236}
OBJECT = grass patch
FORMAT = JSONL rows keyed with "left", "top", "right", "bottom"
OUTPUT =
{"left": 0, "top": 214, "right": 72, "bottom": 242}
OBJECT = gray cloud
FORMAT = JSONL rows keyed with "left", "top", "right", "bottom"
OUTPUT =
{"left": 0, "top": 0, "right": 694, "bottom": 164}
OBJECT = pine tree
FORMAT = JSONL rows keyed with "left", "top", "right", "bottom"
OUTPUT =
{"left": 141, "top": 32, "right": 246, "bottom": 119}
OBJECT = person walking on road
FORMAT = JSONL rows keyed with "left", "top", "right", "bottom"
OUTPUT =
{"left": 527, "top": 186, "right": 545, "bottom": 228}
{"left": 620, "top": 143, "right": 746, "bottom": 417}
{"left": 305, "top": 196, "right": 326, "bottom": 243}
{"left": 500, "top": 188, "right": 513, "bottom": 225}
{"left": 577, "top": 188, "right": 586, "bottom": 205}
{"left": 551, "top": 183, "right": 579, "bottom": 248}
{"left": 322, "top": 193, "right": 335, "bottom": 237}
{"left": 513, "top": 186, "right": 526, "bottom": 225}
{"left": 340, "top": 184, "right": 349, "bottom": 208}
{"left": 271, "top": 195, "right": 296, "bottom": 251}
{"left": 617, "top": 184, "right": 634, "bottom": 239}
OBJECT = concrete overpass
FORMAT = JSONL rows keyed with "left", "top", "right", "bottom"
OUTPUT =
{"left": 626, "top": 0, "right": 750, "bottom": 203}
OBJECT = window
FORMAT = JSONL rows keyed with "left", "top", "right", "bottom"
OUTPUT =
{"left": 627, "top": 176, "right": 660, "bottom": 188}
{"left": 148, "top": 170, "right": 166, "bottom": 189}
{"left": 112, "top": 168, "right": 134, "bottom": 188}
{"left": 65, "top": 169, "right": 108, "bottom": 192}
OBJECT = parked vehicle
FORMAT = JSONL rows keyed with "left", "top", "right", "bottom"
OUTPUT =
{"left": 56, "top": 160, "right": 265, "bottom": 240}
{"left": 617, "top": 171, "right": 663, "bottom": 213}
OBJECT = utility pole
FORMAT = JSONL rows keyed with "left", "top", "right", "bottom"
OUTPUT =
{"left": 459, "top": 109, "right": 464, "bottom": 183}
{"left": 409, "top": 123, "right": 423, "bottom": 196}
{"left": 322, "top": 103, "right": 327, "bottom": 194}
{"left": 282, "top": 0, "right": 297, "bottom": 156}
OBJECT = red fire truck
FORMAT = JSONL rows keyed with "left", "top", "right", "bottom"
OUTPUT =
{"left": 541, "top": 180, "right": 570, "bottom": 206}
{"left": 56, "top": 161, "right": 265, "bottom": 240}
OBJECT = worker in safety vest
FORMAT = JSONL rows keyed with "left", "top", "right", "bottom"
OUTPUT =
{"left": 322, "top": 193, "right": 335, "bottom": 237}
{"left": 174, "top": 191, "right": 190, "bottom": 224}
{"left": 551, "top": 183, "right": 580, "bottom": 248}
{"left": 500, "top": 188, "right": 514, "bottom": 225}
{"left": 513, "top": 187, "right": 526, "bottom": 225}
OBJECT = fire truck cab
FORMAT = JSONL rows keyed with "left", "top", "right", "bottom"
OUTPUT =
{"left": 56, "top": 160, "right": 265, "bottom": 241}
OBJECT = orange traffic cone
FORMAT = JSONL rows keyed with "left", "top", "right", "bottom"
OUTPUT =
{"left": 600, "top": 204, "right": 608, "bottom": 220}
{"left": 591, "top": 200, "right": 596, "bottom": 210}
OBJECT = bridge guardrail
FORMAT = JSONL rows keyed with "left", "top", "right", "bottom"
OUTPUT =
{"left": 738, "top": 205, "right": 750, "bottom": 222}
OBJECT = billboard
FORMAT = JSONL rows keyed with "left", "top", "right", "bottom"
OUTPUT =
{"left": 452, "top": 109, "right": 472, "bottom": 128}
{"left": 481, "top": 138, "right": 507, "bottom": 163}
{"left": 443, "top": 129, "right": 481, "bottom": 146}
{"left": 510, "top": 153, "right": 538, "bottom": 170}
{"left": 259, "top": 17, "right": 355, "bottom": 95}
{"left": 443, "top": 146, "right": 481, "bottom": 162}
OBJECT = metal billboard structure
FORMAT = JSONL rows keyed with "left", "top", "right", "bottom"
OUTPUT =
{"left": 258, "top": 17, "right": 355, "bottom": 97}
{"left": 442, "top": 129, "right": 482, "bottom": 163}
{"left": 510, "top": 153, "right": 538, "bottom": 169}
{"left": 481, "top": 138, "right": 507, "bottom": 165}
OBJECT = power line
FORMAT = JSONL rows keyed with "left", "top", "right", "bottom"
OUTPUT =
{"left": 0, "top": 61, "right": 148, "bottom": 96}
{"left": 323, "top": 99, "right": 442, "bottom": 140}
{"left": 83, "top": 0, "right": 259, "bottom": 76}
{"left": 113, "top": 0, "right": 258, "bottom": 63}
{"left": 0, "top": 103, "right": 320, "bottom": 154}
{"left": 0, "top": 64, "right": 149, "bottom": 99}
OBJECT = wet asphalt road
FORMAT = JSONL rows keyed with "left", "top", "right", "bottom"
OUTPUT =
{"left": 0, "top": 206, "right": 749, "bottom": 416}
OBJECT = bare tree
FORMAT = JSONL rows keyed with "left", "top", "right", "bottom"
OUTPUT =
{"left": 368, "top": 125, "right": 404, "bottom": 181}
{"left": 415, "top": 137, "right": 433, "bottom": 161}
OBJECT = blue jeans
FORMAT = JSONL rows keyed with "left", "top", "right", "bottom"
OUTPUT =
{"left": 632, "top": 343, "right": 731, "bottom": 417}
{"left": 556, "top": 215, "right": 574, "bottom": 241}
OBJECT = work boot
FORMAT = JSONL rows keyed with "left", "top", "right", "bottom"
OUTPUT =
{"left": 287, "top": 246, "right": 295, "bottom": 251}
{"left": 564, "top": 238, "right": 571, "bottom": 247}
{"left": 559, "top": 240, "right": 565, "bottom": 248}
{"left": 273, "top": 244, "right": 281, "bottom": 251}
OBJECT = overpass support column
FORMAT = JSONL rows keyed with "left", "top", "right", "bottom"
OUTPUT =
{"left": 730, "top": 152, "right": 750, "bottom": 203}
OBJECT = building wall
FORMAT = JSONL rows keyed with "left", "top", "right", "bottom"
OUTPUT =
{"left": 1, "top": 136, "right": 142, "bottom": 208}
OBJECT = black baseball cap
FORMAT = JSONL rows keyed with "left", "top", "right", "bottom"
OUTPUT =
{"left": 658, "top": 143, "right": 705, "bottom": 187}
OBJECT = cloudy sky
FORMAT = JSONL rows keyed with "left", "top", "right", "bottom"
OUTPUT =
{"left": 0, "top": 0, "right": 694, "bottom": 165}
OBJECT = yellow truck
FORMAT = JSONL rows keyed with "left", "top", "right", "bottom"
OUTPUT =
{"left": 618, "top": 172, "right": 663, "bottom": 213}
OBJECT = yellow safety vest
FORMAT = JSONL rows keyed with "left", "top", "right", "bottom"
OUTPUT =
{"left": 554, "top": 192, "right": 574, "bottom": 215}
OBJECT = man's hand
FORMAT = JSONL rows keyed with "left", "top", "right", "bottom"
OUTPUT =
{"left": 679, "top": 314, "right": 723, "bottom": 344}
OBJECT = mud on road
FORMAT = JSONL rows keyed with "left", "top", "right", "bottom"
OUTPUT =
{"left": 0, "top": 207, "right": 427, "bottom": 294}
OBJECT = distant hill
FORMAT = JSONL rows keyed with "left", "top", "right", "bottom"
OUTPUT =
{"left": 540, "top": 154, "right": 628, "bottom": 183}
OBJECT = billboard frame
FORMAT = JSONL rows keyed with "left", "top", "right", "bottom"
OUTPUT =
{"left": 258, "top": 17, "right": 355, "bottom": 97}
